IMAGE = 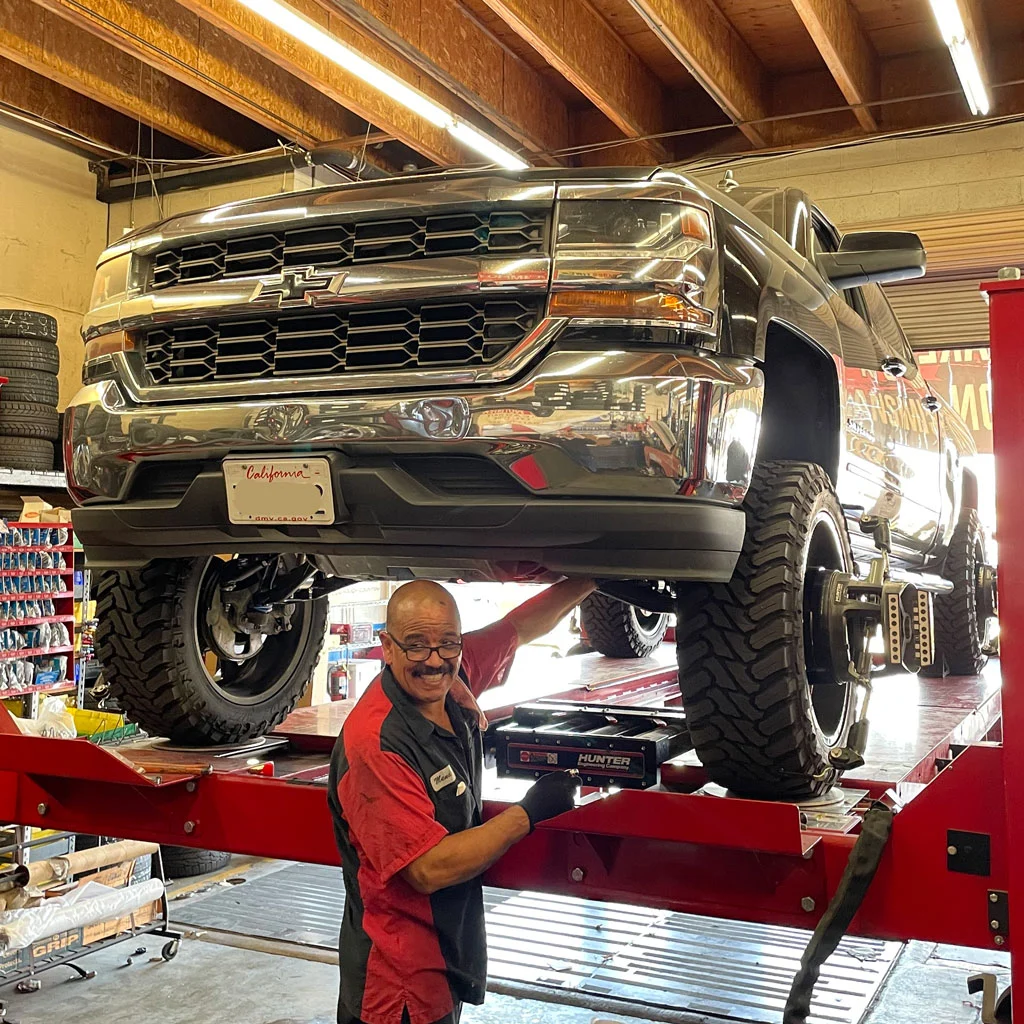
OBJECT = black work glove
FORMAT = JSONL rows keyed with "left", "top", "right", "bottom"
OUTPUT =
{"left": 518, "top": 770, "right": 580, "bottom": 831}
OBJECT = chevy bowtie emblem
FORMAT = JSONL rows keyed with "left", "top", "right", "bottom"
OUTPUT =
{"left": 251, "top": 267, "right": 347, "bottom": 307}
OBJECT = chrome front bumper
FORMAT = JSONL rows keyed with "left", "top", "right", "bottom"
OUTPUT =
{"left": 67, "top": 348, "right": 763, "bottom": 504}
{"left": 67, "top": 347, "right": 762, "bottom": 577}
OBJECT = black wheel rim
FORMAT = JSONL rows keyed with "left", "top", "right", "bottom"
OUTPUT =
{"left": 630, "top": 606, "right": 668, "bottom": 640}
{"left": 191, "top": 557, "right": 316, "bottom": 706}
{"left": 803, "top": 511, "right": 850, "bottom": 744}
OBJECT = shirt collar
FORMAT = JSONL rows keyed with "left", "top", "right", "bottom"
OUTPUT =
{"left": 381, "top": 666, "right": 470, "bottom": 742}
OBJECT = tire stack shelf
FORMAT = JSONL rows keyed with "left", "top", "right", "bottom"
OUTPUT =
{"left": 0, "top": 523, "right": 76, "bottom": 719}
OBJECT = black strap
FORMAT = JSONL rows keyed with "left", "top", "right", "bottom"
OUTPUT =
{"left": 783, "top": 801, "right": 895, "bottom": 1024}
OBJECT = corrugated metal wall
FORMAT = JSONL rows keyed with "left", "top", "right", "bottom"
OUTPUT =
{"left": 886, "top": 280, "right": 990, "bottom": 349}
{"left": 864, "top": 207, "right": 1024, "bottom": 350}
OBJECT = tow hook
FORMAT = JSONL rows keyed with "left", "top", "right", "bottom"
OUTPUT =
{"left": 810, "top": 515, "right": 950, "bottom": 774}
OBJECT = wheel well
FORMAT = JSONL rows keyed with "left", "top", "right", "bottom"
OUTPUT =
{"left": 756, "top": 321, "right": 841, "bottom": 483}
{"left": 961, "top": 467, "right": 979, "bottom": 510}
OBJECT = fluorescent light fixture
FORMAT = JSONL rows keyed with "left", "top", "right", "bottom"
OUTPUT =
{"left": 927, "top": 0, "right": 991, "bottom": 116}
{"left": 236, "top": 0, "right": 529, "bottom": 169}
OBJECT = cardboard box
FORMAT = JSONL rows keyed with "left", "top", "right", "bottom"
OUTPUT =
{"left": 19, "top": 497, "right": 72, "bottom": 523}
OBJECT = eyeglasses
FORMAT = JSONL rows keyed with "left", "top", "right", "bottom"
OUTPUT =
{"left": 389, "top": 636, "right": 464, "bottom": 662}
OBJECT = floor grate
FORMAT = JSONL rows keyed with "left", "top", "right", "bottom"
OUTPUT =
{"left": 173, "top": 863, "right": 900, "bottom": 1024}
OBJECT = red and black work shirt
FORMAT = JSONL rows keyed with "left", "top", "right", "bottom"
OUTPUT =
{"left": 328, "top": 619, "right": 519, "bottom": 1024}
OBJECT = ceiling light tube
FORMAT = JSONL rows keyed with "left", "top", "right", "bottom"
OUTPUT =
{"left": 927, "top": 0, "right": 991, "bottom": 116}
{"left": 236, "top": 0, "right": 528, "bottom": 169}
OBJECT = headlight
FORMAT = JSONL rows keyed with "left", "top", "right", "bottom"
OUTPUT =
{"left": 556, "top": 200, "right": 712, "bottom": 250}
{"left": 88, "top": 253, "right": 133, "bottom": 312}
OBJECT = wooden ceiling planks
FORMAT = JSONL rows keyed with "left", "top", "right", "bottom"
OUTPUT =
{"left": 1, "top": 0, "right": 272, "bottom": 153}
{"left": 587, "top": 0, "right": 695, "bottom": 88}
{"left": 31, "top": 0, "right": 371, "bottom": 148}
{"left": 5, "top": 0, "right": 1023, "bottom": 172}
{"left": 472, "top": 0, "right": 670, "bottom": 157}
{"left": 323, "top": 0, "right": 570, "bottom": 157}
{"left": 790, "top": 0, "right": 879, "bottom": 131}
{"left": 173, "top": 0, "right": 466, "bottom": 164}
{"left": 849, "top": 0, "right": 939, "bottom": 57}
{"left": 0, "top": 55, "right": 145, "bottom": 154}
{"left": 627, "top": 0, "right": 771, "bottom": 147}
{"left": 716, "top": 0, "right": 823, "bottom": 73}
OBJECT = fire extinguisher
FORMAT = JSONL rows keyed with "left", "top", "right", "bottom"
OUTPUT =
{"left": 328, "top": 666, "right": 349, "bottom": 701}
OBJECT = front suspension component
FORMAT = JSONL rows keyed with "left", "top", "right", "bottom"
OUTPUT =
{"left": 809, "top": 515, "right": 949, "bottom": 772}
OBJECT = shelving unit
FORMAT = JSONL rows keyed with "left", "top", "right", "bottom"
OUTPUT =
{"left": 0, "top": 521, "right": 76, "bottom": 716}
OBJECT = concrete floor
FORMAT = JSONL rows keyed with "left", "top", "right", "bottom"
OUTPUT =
{"left": 0, "top": 860, "right": 1010, "bottom": 1024}
{"left": 0, "top": 933, "right": 1009, "bottom": 1024}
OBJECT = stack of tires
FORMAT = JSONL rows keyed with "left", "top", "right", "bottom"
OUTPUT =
{"left": 0, "top": 310, "right": 61, "bottom": 472}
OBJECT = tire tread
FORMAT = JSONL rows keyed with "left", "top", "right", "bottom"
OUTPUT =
{"left": 676, "top": 461, "right": 852, "bottom": 799}
{"left": 924, "top": 508, "right": 987, "bottom": 677}
{"left": 580, "top": 592, "right": 668, "bottom": 658}
{"left": 96, "top": 562, "right": 326, "bottom": 745}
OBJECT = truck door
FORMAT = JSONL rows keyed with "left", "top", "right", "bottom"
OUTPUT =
{"left": 811, "top": 220, "right": 903, "bottom": 530}
{"left": 860, "top": 283, "right": 942, "bottom": 554}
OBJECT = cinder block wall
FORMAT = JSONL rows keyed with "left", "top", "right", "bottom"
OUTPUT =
{"left": 0, "top": 123, "right": 107, "bottom": 406}
{"left": 692, "top": 120, "right": 1024, "bottom": 229}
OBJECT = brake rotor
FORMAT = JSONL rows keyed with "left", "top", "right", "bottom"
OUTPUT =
{"left": 205, "top": 584, "right": 267, "bottom": 663}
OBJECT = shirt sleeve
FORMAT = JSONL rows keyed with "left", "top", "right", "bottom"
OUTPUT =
{"left": 336, "top": 739, "right": 448, "bottom": 883}
{"left": 460, "top": 617, "right": 520, "bottom": 697}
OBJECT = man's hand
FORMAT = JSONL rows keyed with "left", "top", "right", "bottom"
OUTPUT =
{"left": 518, "top": 771, "right": 580, "bottom": 831}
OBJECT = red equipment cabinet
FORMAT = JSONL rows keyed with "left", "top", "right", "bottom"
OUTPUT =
{"left": 0, "top": 278, "right": 1020, "bottom": 1000}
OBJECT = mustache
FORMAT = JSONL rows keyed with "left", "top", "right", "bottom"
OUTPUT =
{"left": 411, "top": 664, "right": 456, "bottom": 679}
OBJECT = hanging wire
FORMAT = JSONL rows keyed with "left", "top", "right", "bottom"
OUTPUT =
{"left": 529, "top": 77, "right": 1024, "bottom": 164}
{"left": 356, "top": 123, "right": 372, "bottom": 181}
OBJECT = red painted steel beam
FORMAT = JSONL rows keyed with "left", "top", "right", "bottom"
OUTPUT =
{"left": 0, "top": 754, "right": 341, "bottom": 867}
{"left": 483, "top": 743, "right": 1007, "bottom": 947}
{"left": 0, "top": 729, "right": 1007, "bottom": 946}
{"left": 984, "top": 277, "right": 1024, "bottom": 997}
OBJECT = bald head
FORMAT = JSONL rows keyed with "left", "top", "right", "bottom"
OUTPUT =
{"left": 386, "top": 580, "right": 460, "bottom": 634}
{"left": 382, "top": 581, "right": 464, "bottom": 707}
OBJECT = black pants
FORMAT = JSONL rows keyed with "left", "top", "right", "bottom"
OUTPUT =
{"left": 338, "top": 1003, "right": 463, "bottom": 1024}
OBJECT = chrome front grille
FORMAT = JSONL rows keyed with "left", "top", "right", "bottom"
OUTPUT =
{"left": 149, "top": 207, "right": 550, "bottom": 290}
{"left": 141, "top": 296, "right": 545, "bottom": 385}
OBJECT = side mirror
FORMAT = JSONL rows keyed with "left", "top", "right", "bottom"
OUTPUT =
{"left": 818, "top": 230, "right": 926, "bottom": 289}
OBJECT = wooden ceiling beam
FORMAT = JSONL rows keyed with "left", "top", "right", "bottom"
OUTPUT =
{"left": 790, "top": 0, "right": 879, "bottom": 132}
{"left": 625, "top": 0, "right": 769, "bottom": 148}
{"left": 175, "top": 0, "right": 484, "bottom": 166}
{"left": 0, "top": 55, "right": 141, "bottom": 155}
{"left": 959, "top": 0, "right": 992, "bottom": 85}
{"left": 473, "top": 0, "right": 669, "bottom": 158}
{"left": 0, "top": 0, "right": 268, "bottom": 153}
{"left": 571, "top": 108, "right": 668, "bottom": 166}
{"left": 319, "top": 0, "right": 568, "bottom": 159}
{"left": 30, "top": 0, "right": 368, "bottom": 149}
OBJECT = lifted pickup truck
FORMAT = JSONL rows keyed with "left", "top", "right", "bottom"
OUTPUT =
{"left": 67, "top": 167, "right": 995, "bottom": 799}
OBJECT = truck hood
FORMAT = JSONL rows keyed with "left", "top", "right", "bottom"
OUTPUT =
{"left": 100, "top": 166, "right": 712, "bottom": 263}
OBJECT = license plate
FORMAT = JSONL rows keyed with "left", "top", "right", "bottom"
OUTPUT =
{"left": 224, "top": 458, "right": 334, "bottom": 525}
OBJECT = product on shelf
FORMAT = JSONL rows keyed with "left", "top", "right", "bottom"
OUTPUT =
{"left": 0, "top": 520, "right": 75, "bottom": 701}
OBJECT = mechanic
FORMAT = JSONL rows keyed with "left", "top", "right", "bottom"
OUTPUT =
{"left": 328, "top": 577, "right": 597, "bottom": 1024}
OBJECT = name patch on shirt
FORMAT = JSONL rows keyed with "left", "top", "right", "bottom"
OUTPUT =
{"left": 430, "top": 764, "right": 457, "bottom": 792}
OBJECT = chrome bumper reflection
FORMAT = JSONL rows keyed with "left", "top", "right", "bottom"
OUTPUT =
{"left": 66, "top": 349, "right": 763, "bottom": 506}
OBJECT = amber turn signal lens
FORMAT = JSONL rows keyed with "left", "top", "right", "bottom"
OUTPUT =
{"left": 84, "top": 331, "right": 134, "bottom": 362}
{"left": 548, "top": 289, "right": 714, "bottom": 328}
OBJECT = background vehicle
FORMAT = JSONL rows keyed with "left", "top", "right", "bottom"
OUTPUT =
{"left": 66, "top": 168, "right": 994, "bottom": 798}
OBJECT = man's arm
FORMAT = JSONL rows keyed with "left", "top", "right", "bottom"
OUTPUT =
{"left": 506, "top": 577, "right": 597, "bottom": 645}
{"left": 402, "top": 772, "right": 579, "bottom": 894}
{"left": 402, "top": 806, "right": 529, "bottom": 894}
